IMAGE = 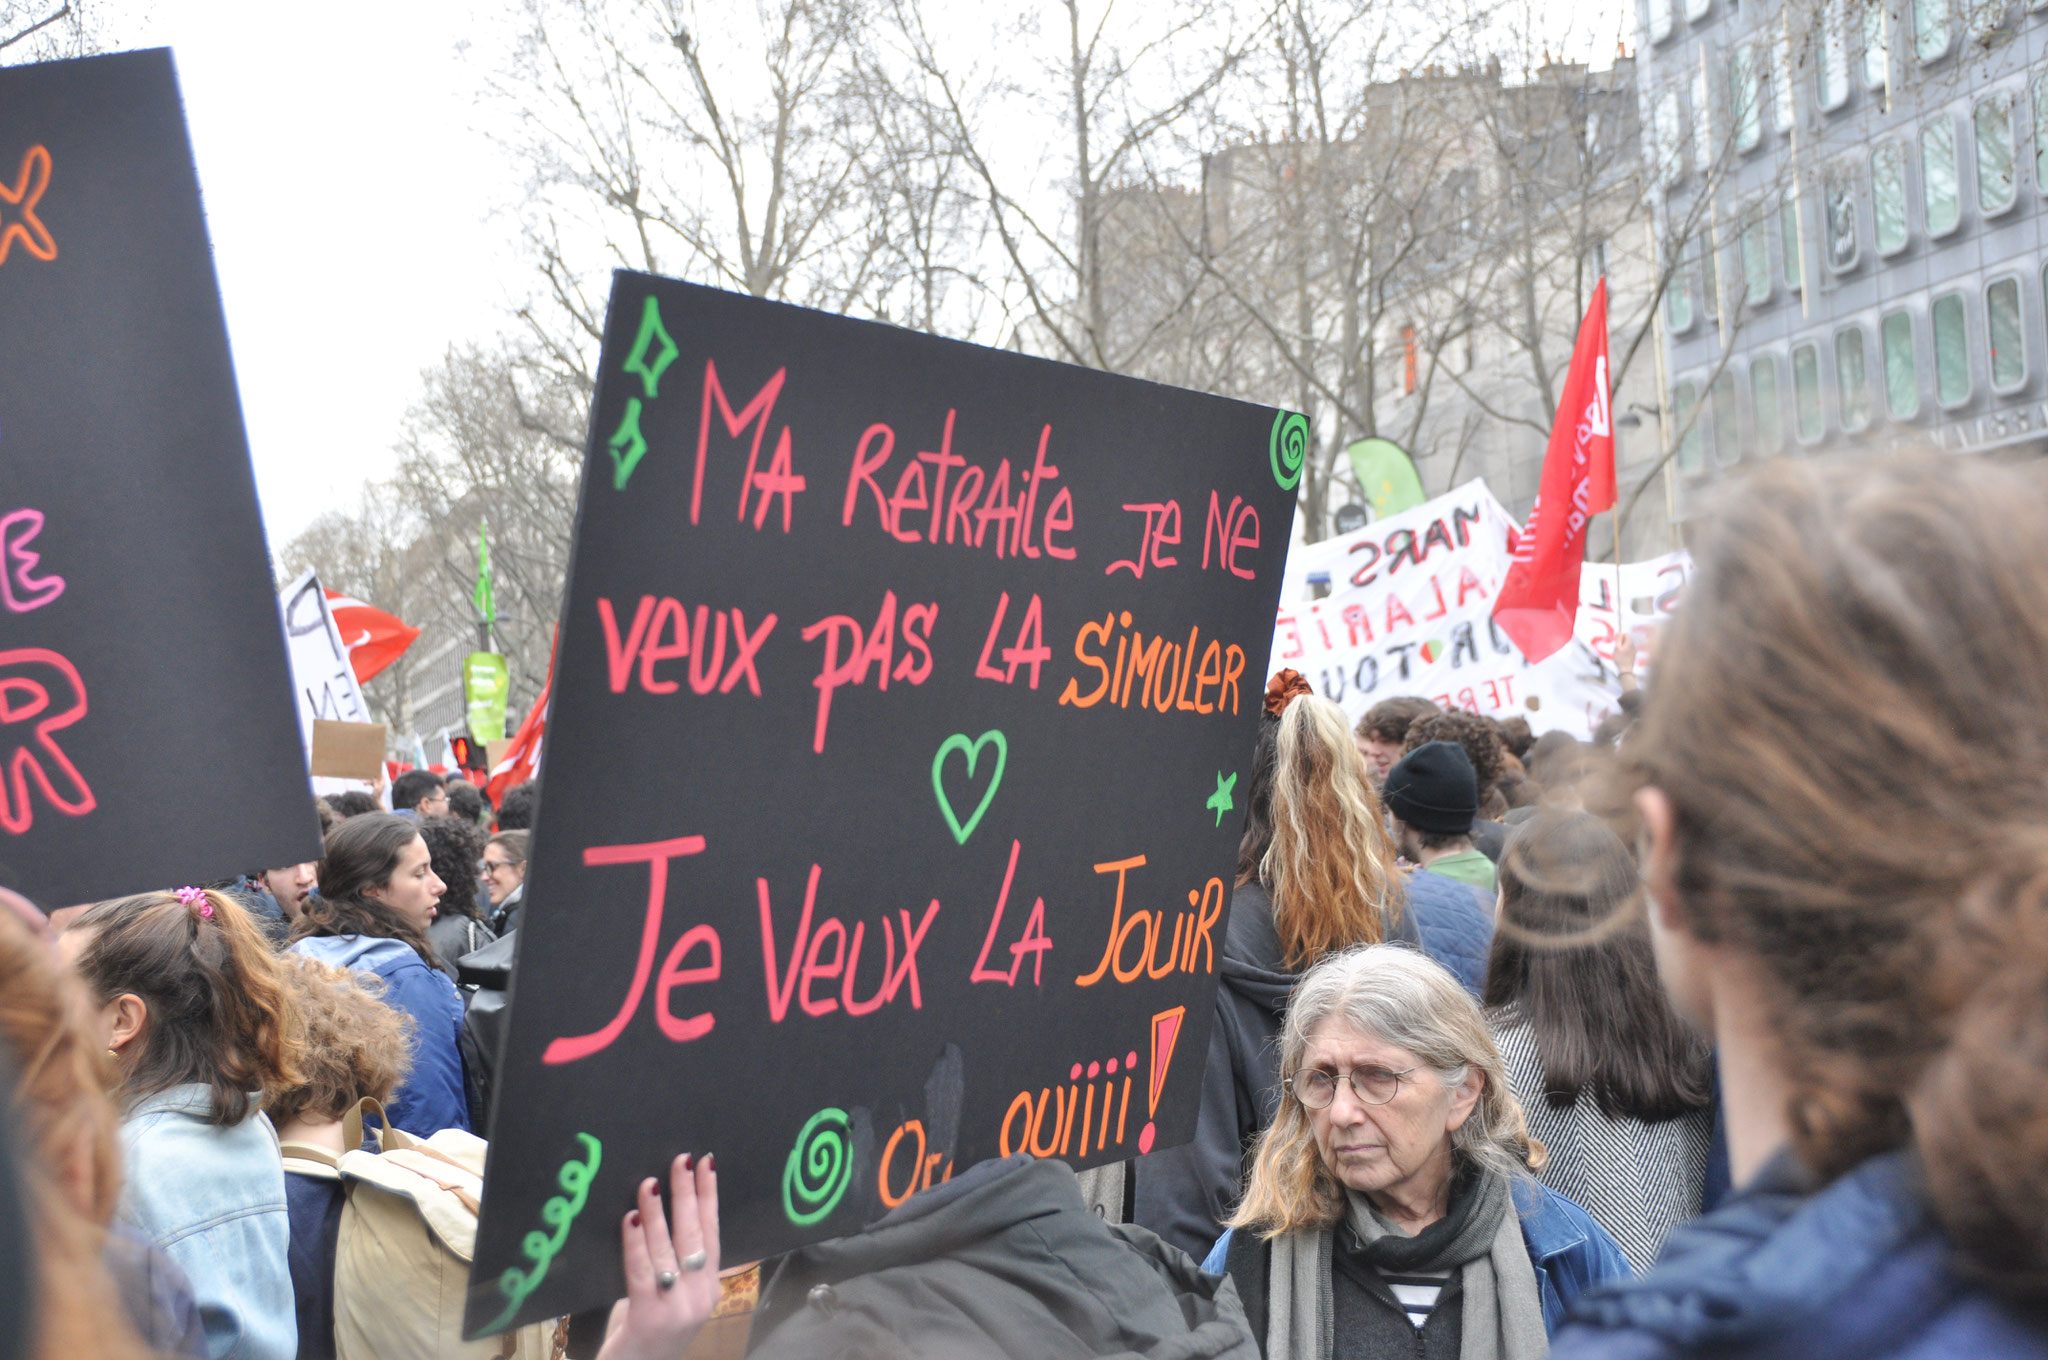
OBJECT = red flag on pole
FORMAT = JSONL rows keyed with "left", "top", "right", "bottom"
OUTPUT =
{"left": 487, "top": 640, "right": 555, "bottom": 808}
{"left": 323, "top": 588, "right": 421, "bottom": 684}
{"left": 1492, "top": 279, "right": 1616, "bottom": 663}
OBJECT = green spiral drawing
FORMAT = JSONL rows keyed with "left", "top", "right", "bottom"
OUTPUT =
{"left": 782, "top": 1107, "right": 852, "bottom": 1226}
{"left": 1270, "top": 410, "right": 1308, "bottom": 491}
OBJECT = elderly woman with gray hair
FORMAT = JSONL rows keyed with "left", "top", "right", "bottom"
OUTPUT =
{"left": 1202, "top": 945, "right": 1628, "bottom": 1359}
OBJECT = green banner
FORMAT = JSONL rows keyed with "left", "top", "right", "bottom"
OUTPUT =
{"left": 464, "top": 651, "right": 510, "bottom": 744}
{"left": 1346, "top": 437, "right": 1427, "bottom": 519}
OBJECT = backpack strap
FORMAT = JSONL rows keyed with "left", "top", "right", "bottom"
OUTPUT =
{"left": 341, "top": 1096, "right": 396, "bottom": 1153}
{"left": 279, "top": 1140, "right": 343, "bottom": 1180}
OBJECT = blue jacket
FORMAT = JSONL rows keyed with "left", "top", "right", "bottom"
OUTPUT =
{"left": 1553, "top": 1150, "right": 2048, "bottom": 1360}
{"left": 1205, "top": 1176, "right": 1632, "bottom": 1335}
{"left": 1405, "top": 868, "right": 1495, "bottom": 997}
{"left": 288, "top": 935, "right": 472, "bottom": 1136}
{"left": 117, "top": 1085, "right": 296, "bottom": 1360}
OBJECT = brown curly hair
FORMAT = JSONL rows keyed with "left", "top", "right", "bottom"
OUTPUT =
{"left": 269, "top": 957, "right": 414, "bottom": 1127}
{"left": 1405, "top": 708, "right": 1506, "bottom": 796}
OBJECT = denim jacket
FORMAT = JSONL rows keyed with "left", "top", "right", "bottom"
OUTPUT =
{"left": 1204, "top": 1176, "right": 1632, "bottom": 1336}
{"left": 117, "top": 1085, "right": 296, "bottom": 1360}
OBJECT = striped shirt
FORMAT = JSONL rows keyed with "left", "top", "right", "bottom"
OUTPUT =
{"left": 1489, "top": 1005, "right": 1714, "bottom": 1274}
{"left": 1378, "top": 1267, "right": 1453, "bottom": 1328}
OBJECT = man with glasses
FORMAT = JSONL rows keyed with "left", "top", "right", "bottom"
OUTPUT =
{"left": 391, "top": 769, "right": 448, "bottom": 820}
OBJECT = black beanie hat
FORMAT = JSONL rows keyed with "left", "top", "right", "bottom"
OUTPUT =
{"left": 1383, "top": 741, "right": 1478, "bottom": 835}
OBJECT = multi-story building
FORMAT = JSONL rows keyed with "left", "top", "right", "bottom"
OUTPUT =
{"left": 1641, "top": 0, "right": 2048, "bottom": 508}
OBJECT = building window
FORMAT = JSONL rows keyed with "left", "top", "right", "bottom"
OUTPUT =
{"left": 1673, "top": 381, "right": 1704, "bottom": 474}
{"left": 1649, "top": 0, "right": 1674, "bottom": 42}
{"left": 1988, "top": 276, "right": 2025, "bottom": 392}
{"left": 1686, "top": 0, "right": 1710, "bottom": 18}
{"left": 1933, "top": 293, "right": 1971, "bottom": 406}
{"left": 1923, "top": 119, "right": 1960, "bottom": 235}
{"left": 1863, "top": 0, "right": 1890, "bottom": 87}
{"left": 1732, "top": 45, "right": 1763, "bottom": 151}
{"left": 1882, "top": 309, "right": 1920, "bottom": 418}
{"left": 1967, "top": 0, "right": 2009, "bottom": 40}
{"left": 1976, "top": 93, "right": 2018, "bottom": 214}
{"left": 1654, "top": 89, "right": 1684, "bottom": 185}
{"left": 1782, "top": 195, "right": 1805, "bottom": 290}
{"left": 1692, "top": 67, "right": 1715, "bottom": 173}
{"left": 1838, "top": 326, "right": 1874, "bottom": 431}
{"left": 1914, "top": 0, "right": 1952, "bottom": 60}
{"left": 1793, "top": 343, "right": 1824, "bottom": 441}
{"left": 1741, "top": 216, "right": 1772, "bottom": 305}
{"left": 1751, "top": 356, "right": 1784, "bottom": 452}
{"left": 1873, "top": 143, "right": 1909, "bottom": 253}
{"left": 2033, "top": 72, "right": 2048, "bottom": 188}
{"left": 1712, "top": 370, "right": 1741, "bottom": 465}
{"left": 1819, "top": 5, "right": 1852, "bottom": 109}
{"left": 1825, "top": 172, "right": 1859, "bottom": 269}
{"left": 1701, "top": 238, "right": 1721, "bottom": 323}
{"left": 1666, "top": 264, "right": 1694, "bottom": 331}
{"left": 1773, "top": 26, "right": 1797, "bottom": 132}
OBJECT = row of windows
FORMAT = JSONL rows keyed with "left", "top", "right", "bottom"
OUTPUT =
{"left": 1649, "top": 0, "right": 2027, "bottom": 59}
{"left": 1664, "top": 84, "right": 2033, "bottom": 329}
{"left": 1670, "top": 269, "right": 2036, "bottom": 469}
{"left": 1649, "top": 0, "right": 2038, "bottom": 187}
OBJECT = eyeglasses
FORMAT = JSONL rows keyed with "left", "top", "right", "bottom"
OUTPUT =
{"left": 1288, "top": 1064, "right": 1417, "bottom": 1110}
{"left": 476, "top": 858, "right": 520, "bottom": 875}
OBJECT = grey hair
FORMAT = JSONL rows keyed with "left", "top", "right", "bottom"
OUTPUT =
{"left": 1279, "top": 943, "right": 1540, "bottom": 1186}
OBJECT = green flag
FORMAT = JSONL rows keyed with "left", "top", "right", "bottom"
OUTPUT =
{"left": 1346, "top": 437, "right": 1427, "bottom": 518}
{"left": 464, "top": 651, "right": 510, "bottom": 743}
{"left": 474, "top": 520, "right": 495, "bottom": 629}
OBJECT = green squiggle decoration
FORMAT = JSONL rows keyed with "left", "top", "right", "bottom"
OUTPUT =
{"left": 1270, "top": 410, "right": 1308, "bottom": 491}
{"left": 486, "top": 1131, "right": 602, "bottom": 1334}
{"left": 783, "top": 1107, "right": 852, "bottom": 1226}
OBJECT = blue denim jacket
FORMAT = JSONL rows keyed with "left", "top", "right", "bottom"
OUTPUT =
{"left": 117, "top": 1085, "right": 296, "bottom": 1360}
{"left": 1203, "top": 1176, "right": 1632, "bottom": 1334}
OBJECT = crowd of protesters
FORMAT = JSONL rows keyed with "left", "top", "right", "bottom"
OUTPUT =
{"left": 3, "top": 450, "right": 2046, "bottom": 1359}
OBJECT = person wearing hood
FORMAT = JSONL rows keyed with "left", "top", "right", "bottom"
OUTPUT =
{"left": 287, "top": 814, "right": 471, "bottom": 1136}
{"left": 748, "top": 1153, "right": 1256, "bottom": 1359}
{"left": 1138, "top": 673, "right": 1496, "bottom": 1262}
{"left": 1555, "top": 453, "right": 2048, "bottom": 1359}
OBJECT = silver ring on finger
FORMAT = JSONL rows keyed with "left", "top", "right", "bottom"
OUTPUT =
{"left": 656, "top": 1270, "right": 678, "bottom": 1290}
{"left": 680, "top": 1250, "right": 708, "bottom": 1272}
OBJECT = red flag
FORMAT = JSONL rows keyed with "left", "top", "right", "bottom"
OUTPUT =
{"left": 324, "top": 588, "right": 421, "bottom": 684}
{"left": 1492, "top": 279, "right": 1616, "bottom": 662}
{"left": 487, "top": 658, "right": 553, "bottom": 808}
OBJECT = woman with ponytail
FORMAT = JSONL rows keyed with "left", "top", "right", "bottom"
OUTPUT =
{"left": 1139, "top": 672, "right": 1502, "bottom": 1260}
{"left": 1555, "top": 451, "right": 2048, "bottom": 1358}
{"left": 63, "top": 887, "right": 302, "bottom": 1360}
{"left": 288, "top": 812, "right": 471, "bottom": 1136}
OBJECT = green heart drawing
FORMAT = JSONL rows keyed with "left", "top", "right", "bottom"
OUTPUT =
{"left": 931, "top": 730, "right": 1007, "bottom": 845}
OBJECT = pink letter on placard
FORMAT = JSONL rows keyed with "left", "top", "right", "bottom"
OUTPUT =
{"left": 0, "top": 511, "right": 64, "bottom": 613}
{"left": 542, "top": 835, "right": 708, "bottom": 1065}
{"left": 0, "top": 648, "right": 93, "bottom": 834}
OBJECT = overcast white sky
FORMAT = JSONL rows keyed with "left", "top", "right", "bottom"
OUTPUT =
{"left": 111, "top": 1, "right": 528, "bottom": 550}
{"left": 98, "top": 0, "right": 1629, "bottom": 554}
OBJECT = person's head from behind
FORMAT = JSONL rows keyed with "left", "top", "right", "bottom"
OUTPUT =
{"left": 1382, "top": 741, "right": 1478, "bottom": 862}
{"left": 1355, "top": 696, "right": 1438, "bottom": 784}
{"left": 390, "top": 769, "right": 447, "bottom": 817}
{"left": 1484, "top": 810, "right": 1712, "bottom": 1122}
{"left": 416, "top": 815, "right": 487, "bottom": 923}
{"left": 481, "top": 829, "right": 530, "bottom": 908}
{"left": 1616, "top": 451, "right": 2048, "bottom": 1296}
{"left": 1405, "top": 708, "right": 1507, "bottom": 817}
{"left": 60, "top": 889, "right": 302, "bottom": 1127}
{"left": 444, "top": 778, "right": 487, "bottom": 827}
{"left": 0, "top": 909, "right": 120, "bottom": 1226}
{"left": 268, "top": 958, "right": 412, "bottom": 1137}
{"left": 1232, "top": 944, "right": 1535, "bottom": 1233}
{"left": 322, "top": 790, "right": 379, "bottom": 820}
{"left": 495, "top": 780, "right": 537, "bottom": 831}
{"left": 1262, "top": 689, "right": 1401, "bottom": 969}
{"left": 1494, "top": 715, "right": 1536, "bottom": 762}
{"left": 295, "top": 813, "right": 445, "bottom": 964}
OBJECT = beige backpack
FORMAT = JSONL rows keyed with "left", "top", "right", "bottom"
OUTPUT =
{"left": 316, "top": 1101, "right": 567, "bottom": 1360}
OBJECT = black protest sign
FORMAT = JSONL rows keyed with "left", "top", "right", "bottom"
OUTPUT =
{"left": 468, "top": 273, "right": 1300, "bottom": 1332}
{"left": 0, "top": 50, "right": 319, "bottom": 906}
